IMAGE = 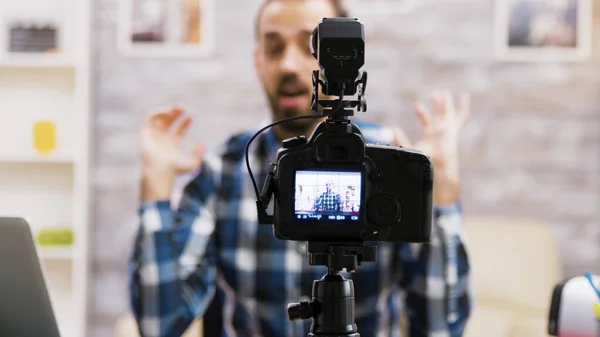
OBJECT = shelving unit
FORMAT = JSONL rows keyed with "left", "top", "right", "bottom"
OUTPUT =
{"left": 0, "top": 0, "right": 92, "bottom": 336}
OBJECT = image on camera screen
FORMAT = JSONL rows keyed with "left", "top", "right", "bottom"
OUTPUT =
{"left": 294, "top": 170, "right": 362, "bottom": 221}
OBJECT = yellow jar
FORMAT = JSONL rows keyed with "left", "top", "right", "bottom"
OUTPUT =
{"left": 33, "top": 120, "right": 56, "bottom": 154}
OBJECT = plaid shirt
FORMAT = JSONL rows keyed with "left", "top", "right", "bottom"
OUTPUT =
{"left": 314, "top": 191, "right": 342, "bottom": 211}
{"left": 129, "top": 119, "right": 473, "bottom": 337}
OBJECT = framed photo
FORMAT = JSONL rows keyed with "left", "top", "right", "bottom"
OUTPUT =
{"left": 494, "top": 0, "right": 593, "bottom": 62}
{"left": 118, "top": 0, "right": 215, "bottom": 58}
{"left": 345, "top": 0, "right": 415, "bottom": 15}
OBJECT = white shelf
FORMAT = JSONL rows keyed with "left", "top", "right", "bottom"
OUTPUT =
{"left": 0, "top": 54, "right": 75, "bottom": 69}
{"left": 39, "top": 246, "right": 73, "bottom": 259}
{"left": 0, "top": 164, "right": 73, "bottom": 226}
{"left": 0, "top": 68, "right": 75, "bottom": 158}
{"left": 0, "top": 153, "right": 73, "bottom": 163}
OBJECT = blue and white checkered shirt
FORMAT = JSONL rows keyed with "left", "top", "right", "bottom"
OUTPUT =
{"left": 129, "top": 119, "right": 473, "bottom": 337}
{"left": 314, "top": 190, "right": 343, "bottom": 211}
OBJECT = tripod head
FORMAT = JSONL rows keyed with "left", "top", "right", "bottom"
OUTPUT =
{"left": 306, "top": 241, "right": 376, "bottom": 274}
{"left": 287, "top": 242, "right": 377, "bottom": 336}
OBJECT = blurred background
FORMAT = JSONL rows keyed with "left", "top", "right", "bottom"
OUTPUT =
{"left": 0, "top": 0, "right": 598, "bottom": 336}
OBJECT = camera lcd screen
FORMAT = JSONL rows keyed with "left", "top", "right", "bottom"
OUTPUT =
{"left": 294, "top": 169, "right": 362, "bottom": 222}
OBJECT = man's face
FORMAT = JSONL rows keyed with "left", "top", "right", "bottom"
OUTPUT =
{"left": 325, "top": 181, "right": 332, "bottom": 193}
{"left": 254, "top": 0, "right": 336, "bottom": 135}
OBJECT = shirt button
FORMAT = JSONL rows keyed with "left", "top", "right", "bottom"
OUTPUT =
{"left": 297, "top": 242, "right": 307, "bottom": 255}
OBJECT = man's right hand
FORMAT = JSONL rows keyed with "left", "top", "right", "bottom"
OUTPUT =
{"left": 140, "top": 106, "right": 204, "bottom": 202}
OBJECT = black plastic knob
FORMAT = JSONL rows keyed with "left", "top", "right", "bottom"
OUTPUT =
{"left": 282, "top": 136, "right": 307, "bottom": 149}
{"left": 287, "top": 301, "right": 313, "bottom": 321}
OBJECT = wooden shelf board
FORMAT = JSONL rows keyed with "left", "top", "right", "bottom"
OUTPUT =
{"left": 0, "top": 153, "right": 74, "bottom": 164}
{"left": 0, "top": 54, "right": 76, "bottom": 69}
{"left": 39, "top": 246, "right": 73, "bottom": 260}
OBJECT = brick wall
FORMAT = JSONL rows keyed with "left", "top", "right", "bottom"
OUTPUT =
{"left": 91, "top": 0, "right": 600, "bottom": 335}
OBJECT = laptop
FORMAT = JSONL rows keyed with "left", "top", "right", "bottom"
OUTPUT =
{"left": 0, "top": 216, "right": 61, "bottom": 337}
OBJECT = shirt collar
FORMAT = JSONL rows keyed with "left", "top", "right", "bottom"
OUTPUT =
{"left": 263, "top": 127, "right": 283, "bottom": 162}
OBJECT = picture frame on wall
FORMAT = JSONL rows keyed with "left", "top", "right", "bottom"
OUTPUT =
{"left": 344, "top": 0, "right": 415, "bottom": 15}
{"left": 117, "top": 0, "right": 215, "bottom": 58}
{"left": 494, "top": 0, "right": 593, "bottom": 62}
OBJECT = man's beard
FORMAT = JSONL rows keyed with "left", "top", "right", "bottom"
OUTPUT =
{"left": 273, "top": 104, "right": 317, "bottom": 133}
{"left": 267, "top": 74, "right": 320, "bottom": 135}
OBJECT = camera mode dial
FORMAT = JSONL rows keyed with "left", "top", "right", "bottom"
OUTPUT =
{"left": 366, "top": 193, "right": 401, "bottom": 228}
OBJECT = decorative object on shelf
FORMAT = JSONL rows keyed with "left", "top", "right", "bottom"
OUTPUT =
{"left": 494, "top": 0, "right": 593, "bottom": 62}
{"left": 118, "top": 0, "right": 215, "bottom": 58}
{"left": 32, "top": 120, "right": 56, "bottom": 154}
{"left": 36, "top": 227, "right": 73, "bottom": 247}
{"left": 8, "top": 19, "right": 60, "bottom": 53}
{"left": 345, "top": 0, "right": 415, "bottom": 15}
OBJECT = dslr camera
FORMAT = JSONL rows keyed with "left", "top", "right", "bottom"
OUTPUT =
{"left": 245, "top": 17, "right": 435, "bottom": 335}
{"left": 251, "top": 17, "right": 434, "bottom": 244}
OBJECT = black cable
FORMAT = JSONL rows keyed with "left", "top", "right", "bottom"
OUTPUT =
{"left": 244, "top": 114, "right": 322, "bottom": 201}
{"left": 245, "top": 91, "right": 346, "bottom": 202}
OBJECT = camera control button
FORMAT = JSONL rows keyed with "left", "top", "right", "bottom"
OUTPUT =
{"left": 283, "top": 136, "right": 307, "bottom": 148}
{"left": 370, "top": 171, "right": 382, "bottom": 181}
{"left": 366, "top": 193, "right": 400, "bottom": 227}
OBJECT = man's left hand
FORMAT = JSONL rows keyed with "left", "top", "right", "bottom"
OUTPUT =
{"left": 393, "top": 91, "right": 471, "bottom": 206}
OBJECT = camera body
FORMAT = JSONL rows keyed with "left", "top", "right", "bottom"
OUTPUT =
{"left": 271, "top": 120, "right": 433, "bottom": 243}
{"left": 255, "top": 17, "right": 434, "bottom": 244}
